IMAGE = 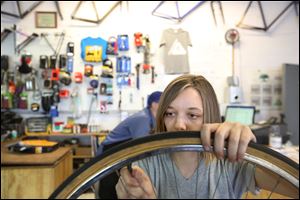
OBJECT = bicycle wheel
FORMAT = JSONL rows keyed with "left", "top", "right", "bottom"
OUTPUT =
{"left": 49, "top": 131, "right": 299, "bottom": 199}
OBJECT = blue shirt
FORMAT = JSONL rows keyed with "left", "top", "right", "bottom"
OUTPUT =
{"left": 97, "top": 108, "right": 155, "bottom": 155}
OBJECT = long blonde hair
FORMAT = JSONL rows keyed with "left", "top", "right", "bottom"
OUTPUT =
{"left": 155, "top": 74, "right": 221, "bottom": 133}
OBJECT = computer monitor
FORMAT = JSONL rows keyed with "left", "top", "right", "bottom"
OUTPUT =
{"left": 225, "top": 106, "right": 255, "bottom": 125}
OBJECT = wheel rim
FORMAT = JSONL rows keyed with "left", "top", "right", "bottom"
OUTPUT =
{"left": 49, "top": 131, "right": 299, "bottom": 199}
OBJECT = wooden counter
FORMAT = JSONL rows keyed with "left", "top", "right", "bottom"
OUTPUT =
{"left": 1, "top": 144, "right": 73, "bottom": 199}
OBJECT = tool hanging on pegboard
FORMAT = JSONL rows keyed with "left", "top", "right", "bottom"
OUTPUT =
{"left": 134, "top": 32, "right": 144, "bottom": 53}
{"left": 18, "top": 54, "right": 33, "bottom": 74}
{"left": 151, "top": 66, "right": 155, "bottom": 84}
{"left": 40, "top": 33, "right": 56, "bottom": 55}
{"left": 1, "top": 29, "right": 12, "bottom": 42}
{"left": 70, "top": 85, "right": 82, "bottom": 119}
{"left": 40, "top": 32, "right": 65, "bottom": 63}
{"left": 142, "top": 35, "right": 151, "bottom": 74}
{"left": 135, "top": 64, "right": 140, "bottom": 90}
{"left": 100, "top": 58, "right": 114, "bottom": 107}
{"left": 1, "top": 55, "right": 9, "bottom": 85}
{"left": 15, "top": 33, "right": 39, "bottom": 54}
{"left": 118, "top": 90, "right": 122, "bottom": 111}
{"left": 87, "top": 92, "right": 98, "bottom": 125}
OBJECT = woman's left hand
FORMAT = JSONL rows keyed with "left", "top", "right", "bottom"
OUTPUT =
{"left": 200, "top": 122, "right": 257, "bottom": 162}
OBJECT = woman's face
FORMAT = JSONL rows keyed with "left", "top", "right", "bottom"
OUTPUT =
{"left": 164, "top": 87, "right": 203, "bottom": 131}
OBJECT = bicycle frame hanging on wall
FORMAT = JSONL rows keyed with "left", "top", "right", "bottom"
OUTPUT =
{"left": 236, "top": 1, "right": 298, "bottom": 32}
{"left": 152, "top": 1, "right": 205, "bottom": 23}
{"left": 71, "top": 1, "right": 121, "bottom": 24}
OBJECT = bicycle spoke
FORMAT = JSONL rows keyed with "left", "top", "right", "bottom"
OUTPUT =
{"left": 244, "top": 164, "right": 257, "bottom": 199}
{"left": 211, "top": 160, "right": 225, "bottom": 199}
{"left": 267, "top": 176, "right": 281, "bottom": 199}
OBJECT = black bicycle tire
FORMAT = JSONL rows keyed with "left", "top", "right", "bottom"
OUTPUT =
{"left": 49, "top": 131, "right": 299, "bottom": 199}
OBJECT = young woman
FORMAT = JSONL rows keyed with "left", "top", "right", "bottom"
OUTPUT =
{"left": 115, "top": 75, "right": 296, "bottom": 199}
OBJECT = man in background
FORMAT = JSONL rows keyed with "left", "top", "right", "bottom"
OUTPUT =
{"left": 96, "top": 91, "right": 162, "bottom": 199}
{"left": 97, "top": 91, "right": 162, "bottom": 155}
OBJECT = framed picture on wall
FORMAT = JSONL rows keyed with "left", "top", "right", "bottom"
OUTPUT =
{"left": 35, "top": 12, "right": 57, "bottom": 28}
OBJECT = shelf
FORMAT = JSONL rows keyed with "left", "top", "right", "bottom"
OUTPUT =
{"left": 2, "top": 109, "right": 139, "bottom": 115}
{"left": 25, "top": 132, "right": 108, "bottom": 137}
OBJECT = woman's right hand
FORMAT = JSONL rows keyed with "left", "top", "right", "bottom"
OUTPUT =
{"left": 116, "top": 165, "right": 156, "bottom": 199}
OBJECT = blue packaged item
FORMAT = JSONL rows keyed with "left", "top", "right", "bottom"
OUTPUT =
{"left": 116, "top": 57, "right": 122, "bottom": 73}
{"left": 121, "top": 56, "right": 126, "bottom": 72}
{"left": 117, "top": 74, "right": 122, "bottom": 87}
{"left": 126, "top": 57, "right": 131, "bottom": 73}
{"left": 81, "top": 37, "right": 107, "bottom": 62}
{"left": 50, "top": 106, "right": 59, "bottom": 117}
{"left": 66, "top": 53, "right": 73, "bottom": 73}
{"left": 117, "top": 35, "right": 129, "bottom": 51}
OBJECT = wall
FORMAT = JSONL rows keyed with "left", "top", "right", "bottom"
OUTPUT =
{"left": 1, "top": 1, "right": 299, "bottom": 130}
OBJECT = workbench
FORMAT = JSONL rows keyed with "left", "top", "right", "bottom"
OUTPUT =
{"left": 1, "top": 143, "right": 73, "bottom": 199}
